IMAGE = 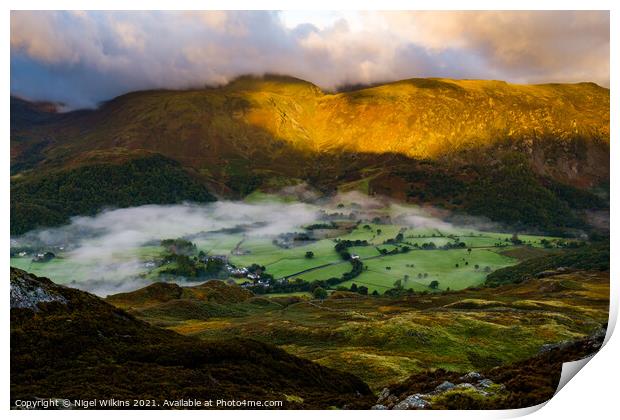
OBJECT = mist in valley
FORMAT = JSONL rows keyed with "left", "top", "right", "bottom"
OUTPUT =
{"left": 10, "top": 192, "right": 513, "bottom": 296}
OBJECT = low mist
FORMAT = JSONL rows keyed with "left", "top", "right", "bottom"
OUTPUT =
{"left": 11, "top": 201, "right": 318, "bottom": 296}
{"left": 11, "top": 194, "right": 511, "bottom": 296}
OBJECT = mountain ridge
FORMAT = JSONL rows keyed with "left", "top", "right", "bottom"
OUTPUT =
{"left": 11, "top": 75, "right": 610, "bottom": 170}
{"left": 10, "top": 75, "right": 610, "bottom": 235}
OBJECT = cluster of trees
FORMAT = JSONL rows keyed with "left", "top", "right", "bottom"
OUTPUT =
{"left": 317, "top": 210, "right": 355, "bottom": 221}
{"left": 485, "top": 244, "right": 609, "bottom": 287}
{"left": 398, "top": 153, "right": 605, "bottom": 234}
{"left": 540, "top": 238, "right": 587, "bottom": 249}
{"left": 442, "top": 241, "right": 468, "bottom": 250}
{"left": 11, "top": 154, "right": 215, "bottom": 235}
{"left": 159, "top": 238, "right": 227, "bottom": 279}
{"left": 160, "top": 254, "right": 226, "bottom": 278}
{"left": 333, "top": 283, "right": 380, "bottom": 296}
{"left": 248, "top": 277, "right": 331, "bottom": 295}
{"left": 377, "top": 246, "right": 411, "bottom": 255}
{"left": 161, "top": 238, "right": 197, "bottom": 255}
{"left": 334, "top": 239, "right": 368, "bottom": 260}
{"left": 404, "top": 241, "right": 466, "bottom": 251}
{"left": 305, "top": 222, "right": 338, "bottom": 230}
{"left": 382, "top": 232, "right": 405, "bottom": 245}
{"left": 342, "top": 259, "right": 364, "bottom": 281}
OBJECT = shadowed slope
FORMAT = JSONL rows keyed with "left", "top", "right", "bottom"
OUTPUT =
{"left": 10, "top": 268, "right": 374, "bottom": 409}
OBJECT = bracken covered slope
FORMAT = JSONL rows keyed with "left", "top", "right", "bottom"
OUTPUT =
{"left": 10, "top": 268, "right": 374, "bottom": 409}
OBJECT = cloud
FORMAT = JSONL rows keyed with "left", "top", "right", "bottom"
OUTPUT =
{"left": 380, "top": 11, "right": 610, "bottom": 86}
{"left": 10, "top": 10, "right": 609, "bottom": 108}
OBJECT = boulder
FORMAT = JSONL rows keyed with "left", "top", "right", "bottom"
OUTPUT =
{"left": 385, "top": 395, "right": 398, "bottom": 407}
{"left": 460, "top": 371, "right": 482, "bottom": 381}
{"left": 377, "top": 387, "right": 391, "bottom": 403}
{"left": 393, "top": 394, "right": 430, "bottom": 410}
{"left": 435, "top": 381, "right": 455, "bottom": 392}
{"left": 478, "top": 379, "right": 494, "bottom": 389}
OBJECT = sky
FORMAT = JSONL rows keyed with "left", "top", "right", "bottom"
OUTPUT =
{"left": 10, "top": 10, "right": 610, "bottom": 109}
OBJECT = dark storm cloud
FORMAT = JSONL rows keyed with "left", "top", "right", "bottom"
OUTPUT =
{"left": 10, "top": 10, "right": 610, "bottom": 109}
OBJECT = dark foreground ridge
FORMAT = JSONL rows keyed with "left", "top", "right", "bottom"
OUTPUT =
{"left": 11, "top": 267, "right": 609, "bottom": 410}
{"left": 10, "top": 268, "right": 374, "bottom": 409}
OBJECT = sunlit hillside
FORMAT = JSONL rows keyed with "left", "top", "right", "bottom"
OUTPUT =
{"left": 13, "top": 75, "right": 609, "bottom": 172}
{"left": 10, "top": 75, "right": 610, "bottom": 234}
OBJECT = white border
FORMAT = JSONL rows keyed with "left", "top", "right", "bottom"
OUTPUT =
{"left": 3, "top": 2, "right": 617, "bottom": 419}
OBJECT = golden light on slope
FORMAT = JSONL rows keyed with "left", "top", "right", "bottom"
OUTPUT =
{"left": 240, "top": 78, "right": 609, "bottom": 158}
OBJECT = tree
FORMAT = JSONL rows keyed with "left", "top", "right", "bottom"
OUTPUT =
{"left": 313, "top": 287, "right": 328, "bottom": 300}
{"left": 358, "top": 285, "right": 369, "bottom": 295}
{"left": 467, "top": 248, "right": 472, "bottom": 255}
{"left": 429, "top": 280, "right": 440, "bottom": 289}
{"left": 393, "top": 279, "right": 402, "bottom": 289}
{"left": 511, "top": 233, "right": 523, "bottom": 245}
{"left": 350, "top": 283, "right": 358, "bottom": 292}
{"left": 475, "top": 264, "right": 480, "bottom": 269}
{"left": 305, "top": 251, "right": 314, "bottom": 259}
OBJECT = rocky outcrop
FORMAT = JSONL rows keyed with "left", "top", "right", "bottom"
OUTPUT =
{"left": 376, "top": 325, "right": 607, "bottom": 410}
{"left": 10, "top": 268, "right": 66, "bottom": 311}
{"left": 539, "top": 325, "right": 606, "bottom": 354}
{"left": 372, "top": 372, "right": 504, "bottom": 410}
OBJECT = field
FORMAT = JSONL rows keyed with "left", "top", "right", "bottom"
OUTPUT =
{"left": 227, "top": 237, "right": 342, "bottom": 278}
{"left": 10, "top": 197, "right": 570, "bottom": 296}
{"left": 341, "top": 249, "right": 515, "bottom": 293}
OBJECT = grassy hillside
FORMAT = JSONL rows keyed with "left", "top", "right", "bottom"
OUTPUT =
{"left": 485, "top": 243, "right": 609, "bottom": 286}
{"left": 12, "top": 76, "right": 609, "bottom": 180}
{"left": 106, "top": 267, "right": 609, "bottom": 391}
{"left": 10, "top": 75, "right": 609, "bottom": 234}
{"left": 10, "top": 268, "right": 374, "bottom": 408}
{"left": 379, "top": 327, "right": 604, "bottom": 409}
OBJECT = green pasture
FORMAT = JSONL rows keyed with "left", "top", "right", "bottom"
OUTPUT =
{"left": 228, "top": 237, "right": 342, "bottom": 278}
{"left": 340, "top": 248, "right": 516, "bottom": 293}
